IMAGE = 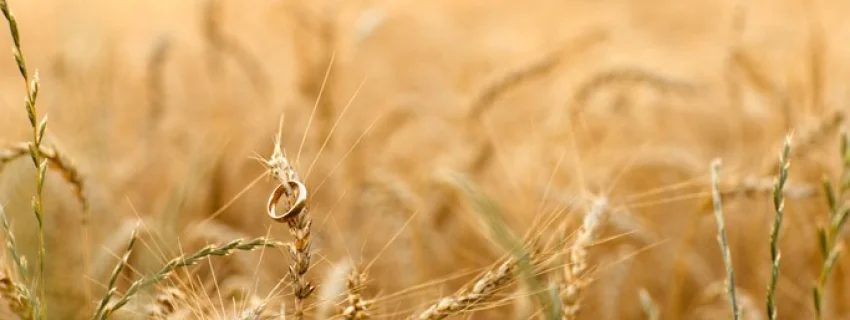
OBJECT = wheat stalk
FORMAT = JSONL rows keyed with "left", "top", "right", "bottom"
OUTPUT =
{"left": 766, "top": 134, "right": 792, "bottom": 320}
{"left": 0, "top": 1, "right": 48, "bottom": 314}
{"left": 813, "top": 132, "right": 850, "bottom": 319}
{"left": 710, "top": 159, "right": 740, "bottom": 320}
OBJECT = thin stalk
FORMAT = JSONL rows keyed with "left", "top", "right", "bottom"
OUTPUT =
{"left": 710, "top": 159, "right": 740, "bottom": 320}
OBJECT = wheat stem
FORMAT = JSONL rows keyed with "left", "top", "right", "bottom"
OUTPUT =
{"left": 710, "top": 159, "right": 740, "bottom": 320}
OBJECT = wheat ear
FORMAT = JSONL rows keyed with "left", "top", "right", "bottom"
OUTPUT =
{"left": 766, "top": 134, "right": 792, "bottom": 320}
{"left": 415, "top": 258, "right": 517, "bottom": 320}
{"left": 341, "top": 267, "right": 371, "bottom": 320}
{"left": 265, "top": 136, "right": 315, "bottom": 319}
{"left": 96, "top": 238, "right": 279, "bottom": 318}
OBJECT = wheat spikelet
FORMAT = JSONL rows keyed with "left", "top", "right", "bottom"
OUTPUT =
{"left": 415, "top": 258, "right": 516, "bottom": 320}
{"left": 560, "top": 197, "right": 608, "bottom": 320}
{"left": 341, "top": 268, "right": 371, "bottom": 320}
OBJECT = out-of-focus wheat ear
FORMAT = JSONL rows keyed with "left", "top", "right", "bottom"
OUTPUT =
{"left": 201, "top": 0, "right": 270, "bottom": 99}
{"left": 710, "top": 159, "right": 740, "bottom": 320}
{"left": 467, "top": 30, "right": 607, "bottom": 120}
{"left": 766, "top": 134, "right": 792, "bottom": 320}
{"left": 92, "top": 227, "right": 138, "bottom": 320}
{"left": 341, "top": 267, "right": 371, "bottom": 320}
{"left": 96, "top": 238, "right": 280, "bottom": 318}
{"left": 415, "top": 257, "right": 517, "bottom": 320}
{"left": 0, "top": 207, "right": 34, "bottom": 319}
{"left": 439, "top": 171, "right": 553, "bottom": 316}
{"left": 561, "top": 197, "right": 608, "bottom": 320}
{"left": 569, "top": 67, "right": 696, "bottom": 119}
{"left": 758, "top": 111, "right": 844, "bottom": 176}
{"left": 639, "top": 288, "right": 659, "bottom": 320}
{"left": 146, "top": 37, "right": 171, "bottom": 133}
{"left": 0, "top": 143, "right": 88, "bottom": 211}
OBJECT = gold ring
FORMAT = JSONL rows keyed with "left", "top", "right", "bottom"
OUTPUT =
{"left": 267, "top": 180, "right": 308, "bottom": 222}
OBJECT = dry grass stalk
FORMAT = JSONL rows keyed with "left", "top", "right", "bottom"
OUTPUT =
{"left": 341, "top": 268, "right": 371, "bottom": 320}
{"left": 415, "top": 258, "right": 517, "bottom": 320}
{"left": 265, "top": 140, "right": 315, "bottom": 319}
{"left": 561, "top": 198, "right": 608, "bottom": 320}
{"left": 96, "top": 238, "right": 280, "bottom": 318}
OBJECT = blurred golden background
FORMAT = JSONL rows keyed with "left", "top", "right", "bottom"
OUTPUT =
{"left": 1, "top": 0, "right": 849, "bottom": 319}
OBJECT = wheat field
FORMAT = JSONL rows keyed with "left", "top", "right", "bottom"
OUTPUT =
{"left": 0, "top": 0, "right": 849, "bottom": 319}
